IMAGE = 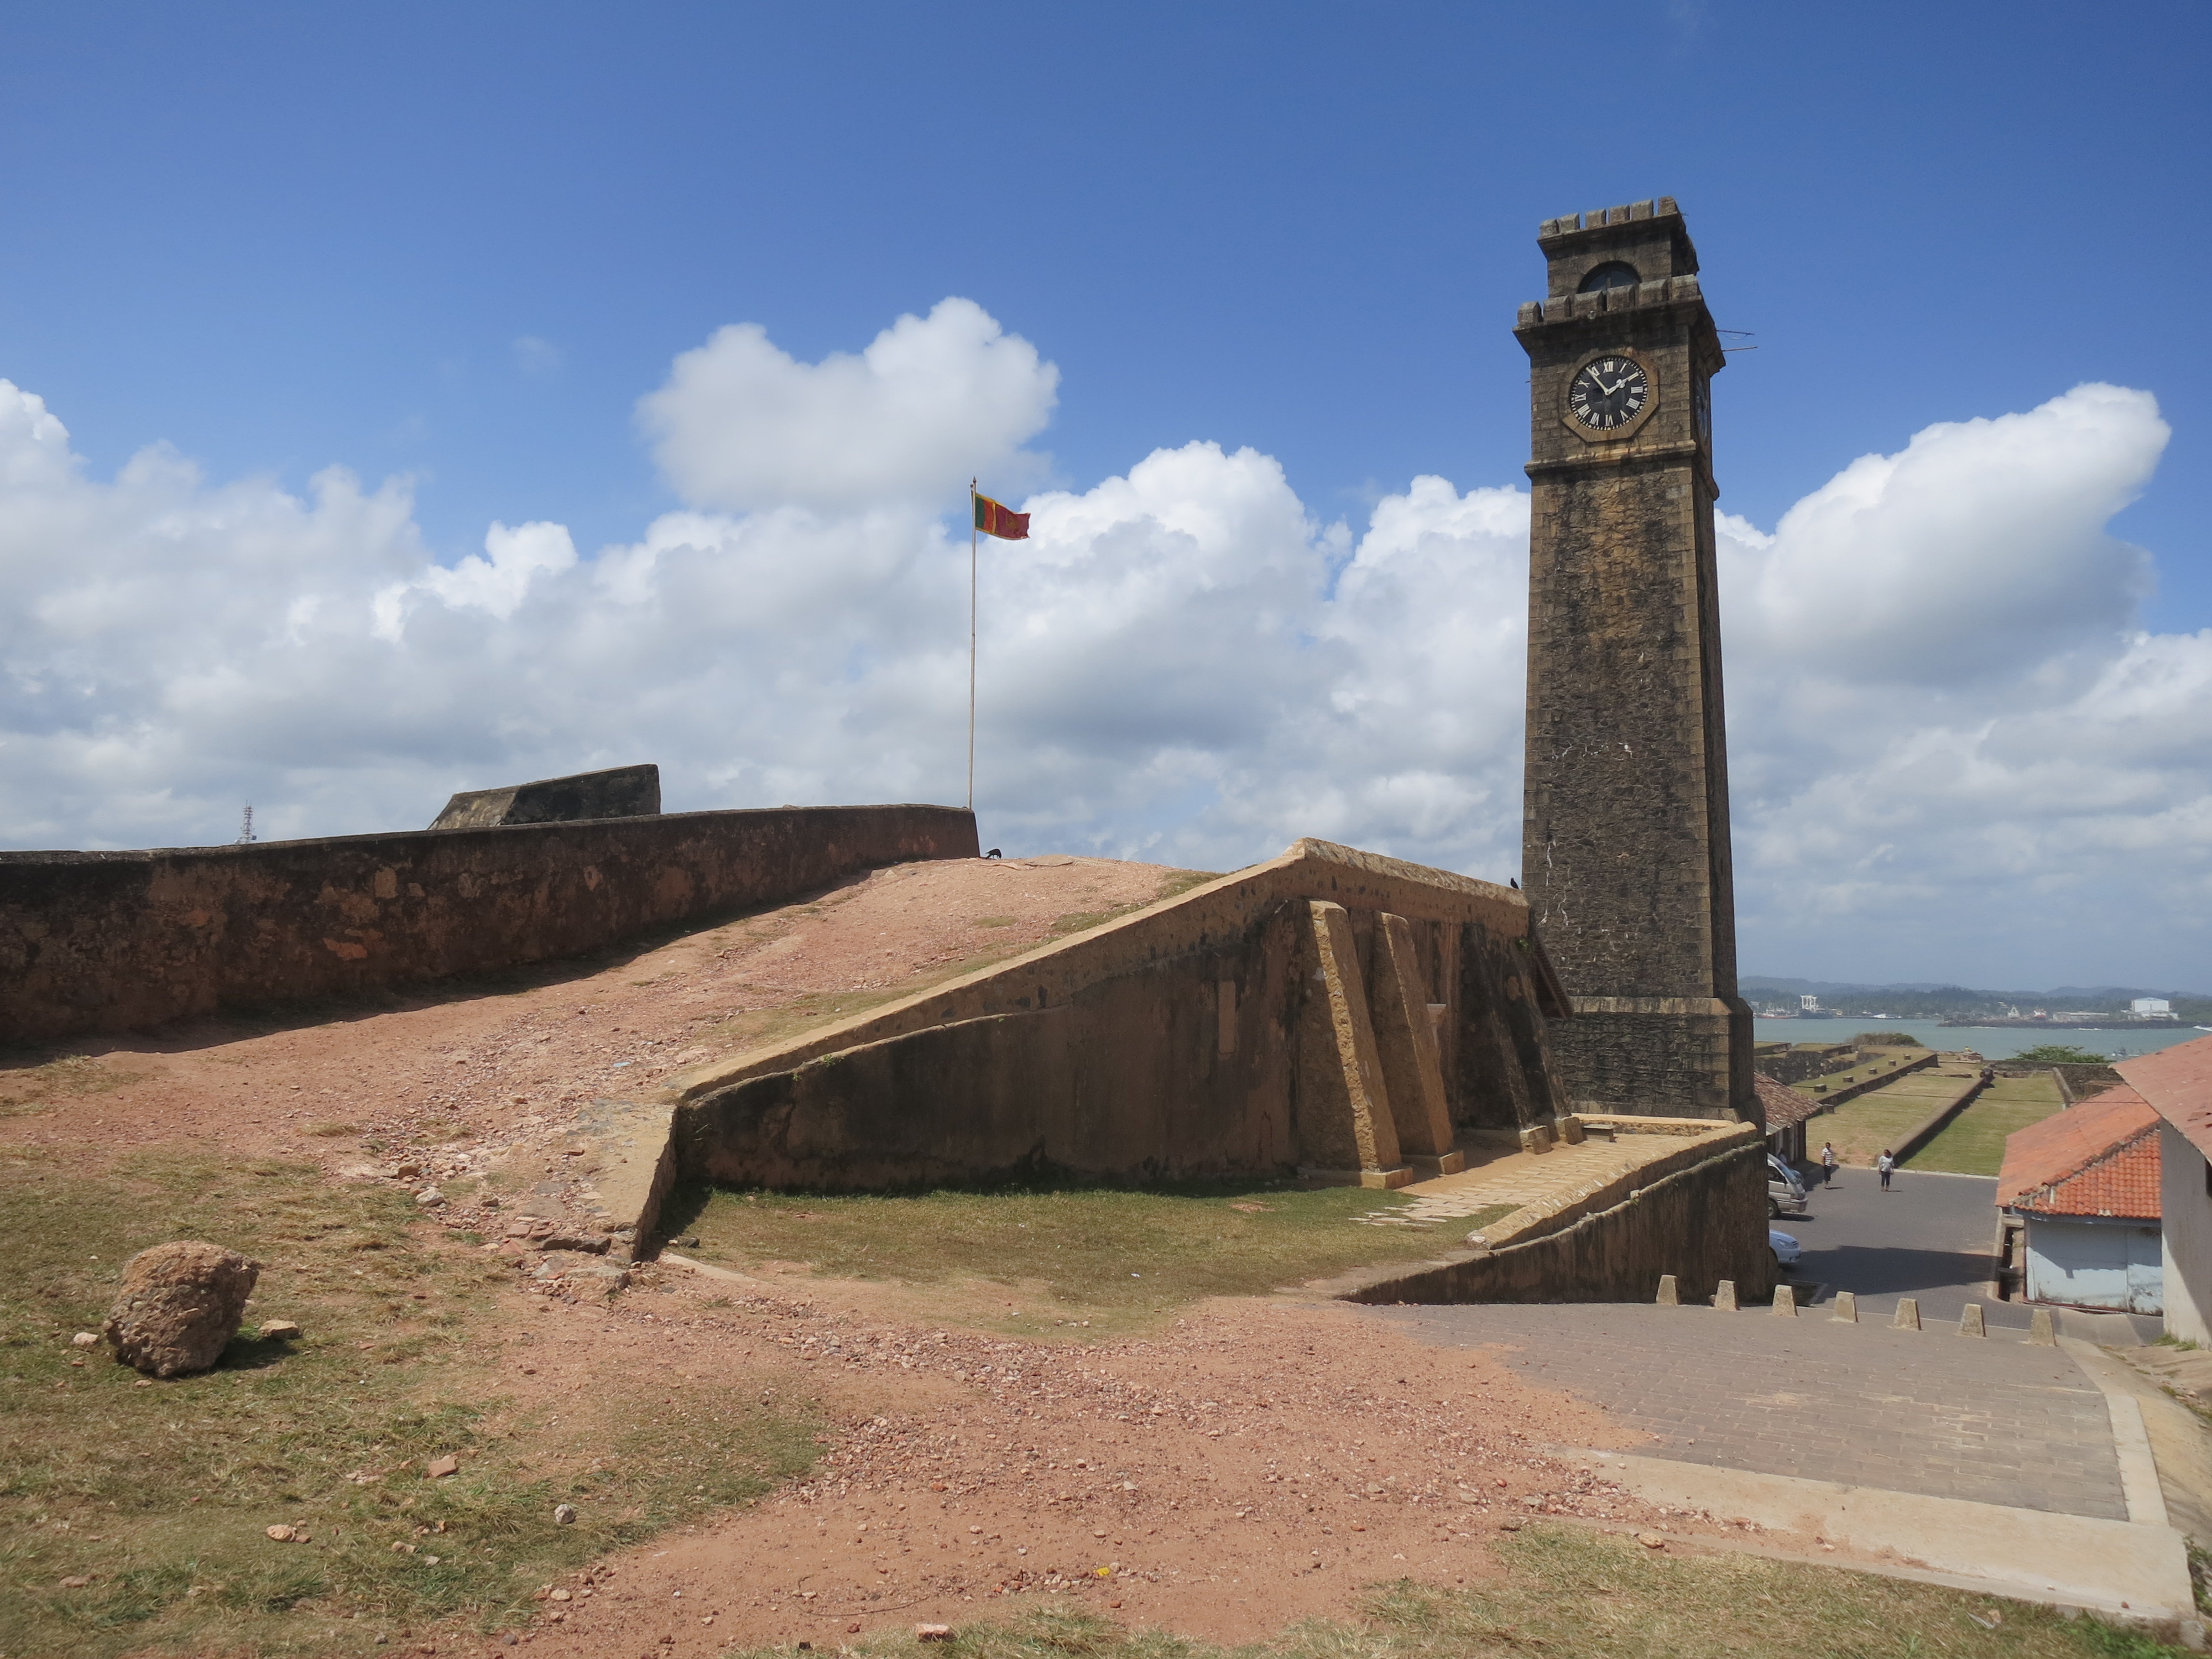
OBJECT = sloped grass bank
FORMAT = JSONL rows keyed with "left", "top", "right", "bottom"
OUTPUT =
{"left": 664, "top": 1178, "right": 1514, "bottom": 1338}
{"left": 0, "top": 1147, "right": 820, "bottom": 1657}
{"left": 1909, "top": 1072, "right": 2069, "bottom": 1177}
{"left": 734, "top": 1525, "right": 2183, "bottom": 1659}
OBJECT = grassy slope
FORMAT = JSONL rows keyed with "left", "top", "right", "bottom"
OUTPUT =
{"left": 0, "top": 1147, "right": 820, "bottom": 1658}
{"left": 1792, "top": 1047, "right": 1934, "bottom": 1098}
{"left": 1909, "top": 1072, "right": 2069, "bottom": 1176}
{"left": 665, "top": 1181, "right": 1516, "bottom": 1339}
{"left": 727, "top": 1525, "right": 2186, "bottom": 1659}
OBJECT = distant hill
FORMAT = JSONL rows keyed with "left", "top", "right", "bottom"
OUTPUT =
{"left": 1741, "top": 977, "right": 2209, "bottom": 1022}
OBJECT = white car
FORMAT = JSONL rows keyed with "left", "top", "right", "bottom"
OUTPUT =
{"left": 1769, "top": 1229, "right": 1802, "bottom": 1270}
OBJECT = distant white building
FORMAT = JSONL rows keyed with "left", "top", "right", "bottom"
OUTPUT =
{"left": 1799, "top": 994, "right": 1820, "bottom": 1013}
{"left": 2121, "top": 1034, "right": 2212, "bottom": 1343}
{"left": 2133, "top": 997, "right": 2174, "bottom": 1019}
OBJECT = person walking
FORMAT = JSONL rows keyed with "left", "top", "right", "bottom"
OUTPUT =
{"left": 1877, "top": 1149, "right": 1896, "bottom": 1191}
{"left": 1820, "top": 1141, "right": 1838, "bottom": 1187}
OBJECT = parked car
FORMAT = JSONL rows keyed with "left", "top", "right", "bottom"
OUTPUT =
{"left": 1769, "top": 1229, "right": 1802, "bottom": 1270}
{"left": 1766, "top": 1153, "right": 1808, "bottom": 1218}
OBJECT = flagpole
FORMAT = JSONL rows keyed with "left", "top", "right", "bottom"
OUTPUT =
{"left": 967, "top": 478, "right": 978, "bottom": 816}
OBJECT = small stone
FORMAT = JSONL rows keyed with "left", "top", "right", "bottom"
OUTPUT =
{"left": 70, "top": 1331, "right": 98, "bottom": 1348}
{"left": 547, "top": 1588, "right": 572, "bottom": 1602}
{"left": 260, "top": 1319, "right": 302, "bottom": 1341}
{"left": 1498, "top": 1519, "right": 1522, "bottom": 1531}
{"left": 103, "top": 1241, "right": 261, "bottom": 1378}
{"left": 538, "top": 1234, "right": 611, "bottom": 1255}
{"left": 481, "top": 1196, "right": 502, "bottom": 1209}
{"left": 415, "top": 1187, "right": 445, "bottom": 1207}
{"left": 267, "top": 1524, "right": 298, "bottom": 1541}
{"left": 916, "top": 1624, "right": 953, "bottom": 1642}
{"left": 59, "top": 1574, "right": 91, "bottom": 1588}
{"left": 1638, "top": 1533, "right": 1666, "bottom": 1549}
{"left": 552, "top": 1504, "right": 577, "bottom": 1525}
{"left": 425, "top": 1455, "right": 460, "bottom": 1478}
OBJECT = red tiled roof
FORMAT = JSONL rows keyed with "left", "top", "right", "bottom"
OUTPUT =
{"left": 2120, "top": 1030, "right": 2212, "bottom": 1163}
{"left": 1995, "top": 1086, "right": 2159, "bottom": 1219}
{"left": 1754, "top": 1072, "right": 1818, "bottom": 1130}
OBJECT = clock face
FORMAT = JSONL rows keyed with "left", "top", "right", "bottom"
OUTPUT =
{"left": 1567, "top": 355, "right": 1651, "bottom": 432}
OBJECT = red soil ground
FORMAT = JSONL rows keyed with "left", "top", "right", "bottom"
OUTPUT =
{"left": 5, "top": 853, "right": 1691, "bottom": 1656}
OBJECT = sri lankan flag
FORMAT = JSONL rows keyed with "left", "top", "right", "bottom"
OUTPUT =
{"left": 973, "top": 492, "right": 1030, "bottom": 541}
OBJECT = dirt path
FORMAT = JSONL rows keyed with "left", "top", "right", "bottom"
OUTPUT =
{"left": 1, "top": 854, "right": 1178, "bottom": 1188}
{"left": 501, "top": 1266, "right": 1646, "bottom": 1655}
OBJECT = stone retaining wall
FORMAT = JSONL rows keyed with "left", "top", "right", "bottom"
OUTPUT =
{"left": 0, "top": 804, "right": 977, "bottom": 1044}
{"left": 1323, "top": 1125, "right": 1773, "bottom": 1306}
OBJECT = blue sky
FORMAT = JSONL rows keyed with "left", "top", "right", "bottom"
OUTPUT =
{"left": 2, "top": 3, "right": 2208, "bottom": 988}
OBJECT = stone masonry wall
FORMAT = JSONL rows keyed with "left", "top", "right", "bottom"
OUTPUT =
{"left": 1340, "top": 1135, "right": 1773, "bottom": 1306}
{"left": 0, "top": 805, "right": 977, "bottom": 1044}
{"left": 668, "top": 839, "right": 1574, "bottom": 1192}
{"left": 1516, "top": 199, "right": 1754, "bottom": 1121}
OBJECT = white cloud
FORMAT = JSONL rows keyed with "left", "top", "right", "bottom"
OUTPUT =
{"left": 0, "top": 318, "right": 2204, "bottom": 988}
{"left": 374, "top": 520, "right": 578, "bottom": 637}
{"left": 512, "top": 335, "right": 563, "bottom": 377}
{"left": 636, "top": 296, "right": 1058, "bottom": 513}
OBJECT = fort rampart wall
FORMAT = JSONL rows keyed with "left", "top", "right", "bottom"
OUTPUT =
{"left": 0, "top": 804, "right": 978, "bottom": 1044}
{"left": 664, "top": 840, "right": 1580, "bottom": 1193}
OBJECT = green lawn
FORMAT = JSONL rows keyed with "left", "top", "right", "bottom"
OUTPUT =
{"left": 662, "top": 1179, "right": 1514, "bottom": 1339}
{"left": 1792, "top": 1046, "right": 1933, "bottom": 1099}
{"left": 1810, "top": 1073, "right": 1969, "bottom": 1166}
{"left": 733, "top": 1524, "right": 2188, "bottom": 1659}
{"left": 0, "top": 1147, "right": 821, "bottom": 1657}
{"left": 1908, "top": 1072, "right": 2068, "bottom": 1176}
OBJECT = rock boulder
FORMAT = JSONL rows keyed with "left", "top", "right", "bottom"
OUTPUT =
{"left": 102, "top": 1241, "right": 262, "bottom": 1378}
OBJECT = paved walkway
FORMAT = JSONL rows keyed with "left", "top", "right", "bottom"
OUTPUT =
{"left": 1352, "top": 1129, "right": 1713, "bottom": 1230}
{"left": 1363, "top": 1301, "right": 2130, "bottom": 1521}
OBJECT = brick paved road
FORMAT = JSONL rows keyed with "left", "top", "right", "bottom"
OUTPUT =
{"left": 1364, "top": 1302, "right": 2127, "bottom": 1520}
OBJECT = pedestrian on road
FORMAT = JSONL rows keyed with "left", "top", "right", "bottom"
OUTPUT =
{"left": 1877, "top": 1149, "right": 1896, "bottom": 1191}
{"left": 1820, "top": 1142, "right": 1838, "bottom": 1187}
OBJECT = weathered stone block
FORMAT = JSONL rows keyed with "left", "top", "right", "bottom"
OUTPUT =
{"left": 102, "top": 1241, "right": 260, "bottom": 1378}
{"left": 430, "top": 764, "right": 661, "bottom": 830}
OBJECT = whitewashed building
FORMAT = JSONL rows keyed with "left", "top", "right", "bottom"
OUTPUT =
{"left": 1996, "top": 1086, "right": 2161, "bottom": 1314}
{"left": 2122, "top": 1034, "right": 2212, "bottom": 1343}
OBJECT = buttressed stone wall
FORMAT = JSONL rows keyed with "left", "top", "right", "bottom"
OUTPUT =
{"left": 0, "top": 804, "right": 977, "bottom": 1044}
{"left": 662, "top": 839, "right": 1575, "bottom": 1193}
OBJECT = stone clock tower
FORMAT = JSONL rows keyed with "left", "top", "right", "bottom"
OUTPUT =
{"left": 1515, "top": 197, "right": 1756, "bottom": 1124}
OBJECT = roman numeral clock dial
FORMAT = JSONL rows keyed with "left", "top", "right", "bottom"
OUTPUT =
{"left": 1567, "top": 356, "right": 1651, "bottom": 432}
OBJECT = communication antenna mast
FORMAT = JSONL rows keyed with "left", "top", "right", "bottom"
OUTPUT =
{"left": 237, "top": 804, "right": 257, "bottom": 844}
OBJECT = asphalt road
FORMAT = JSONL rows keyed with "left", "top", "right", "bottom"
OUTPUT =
{"left": 1778, "top": 1162, "right": 2157, "bottom": 1339}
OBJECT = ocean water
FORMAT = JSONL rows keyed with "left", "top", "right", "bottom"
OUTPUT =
{"left": 1751, "top": 1015, "right": 2208, "bottom": 1062}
